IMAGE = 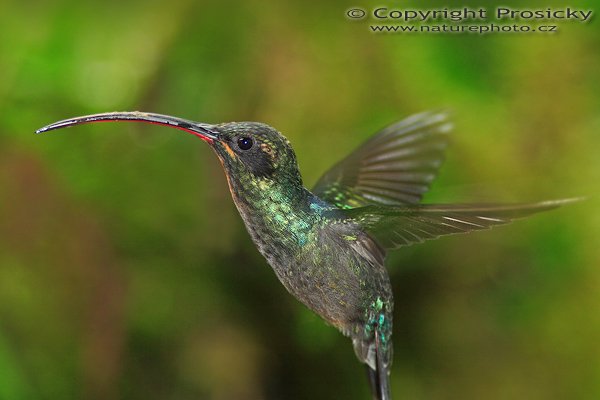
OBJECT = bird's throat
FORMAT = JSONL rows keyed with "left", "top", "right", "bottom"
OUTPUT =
{"left": 226, "top": 175, "right": 317, "bottom": 259}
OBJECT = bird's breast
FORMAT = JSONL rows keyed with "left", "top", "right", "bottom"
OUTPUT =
{"left": 227, "top": 185, "right": 393, "bottom": 334}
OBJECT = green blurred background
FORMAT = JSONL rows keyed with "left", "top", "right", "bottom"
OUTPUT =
{"left": 1, "top": 0, "right": 599, "bottom": 399}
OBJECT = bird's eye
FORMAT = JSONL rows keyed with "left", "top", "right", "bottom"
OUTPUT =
{"left": 237, "top": 137, "right": 253, "bottom": 150}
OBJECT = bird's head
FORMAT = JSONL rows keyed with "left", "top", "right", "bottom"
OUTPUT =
{"left": 211, "top": 121, "right": 301, "bottom": 186}
{"left": 36, "top": 112, "right": 303, "bottom": 190}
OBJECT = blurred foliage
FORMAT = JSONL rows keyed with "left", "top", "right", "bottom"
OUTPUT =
{"left": 1, "top": 0, "right": 599, "bottom": 399}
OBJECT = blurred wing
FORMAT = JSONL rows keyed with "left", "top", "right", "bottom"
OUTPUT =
{"left": 341, "top": 199, "right": 577, "bottom": 250}
{"left": 313, "top": 111, "right": 452, "bottom": 208}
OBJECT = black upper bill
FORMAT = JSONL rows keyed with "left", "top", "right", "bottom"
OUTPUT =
{"left": 35, "top": 111, "right": 219, "bottom": 142}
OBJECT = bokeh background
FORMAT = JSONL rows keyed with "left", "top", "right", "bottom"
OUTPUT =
{"left": 1, "top": 0, "right": 599, "bottom": 399}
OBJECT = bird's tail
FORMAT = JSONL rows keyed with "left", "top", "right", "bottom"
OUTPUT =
{"left": 366, "top": 330, "right": 391, "bottom": 400}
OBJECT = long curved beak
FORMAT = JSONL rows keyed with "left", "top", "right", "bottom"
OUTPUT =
{"left": 35, "top": 111, "right": 219, "bottom": 143}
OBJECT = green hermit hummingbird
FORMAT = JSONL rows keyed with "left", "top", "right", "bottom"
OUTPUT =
{"left": 36, "top": 111, "right": 575, "bottom": 400}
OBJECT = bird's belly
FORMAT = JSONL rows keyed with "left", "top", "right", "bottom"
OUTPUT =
{"left": 236, "top": 203, "right": 392, "bottom": 335}
{"left": 254, "top": 231, "right": 391, "bottom": 332}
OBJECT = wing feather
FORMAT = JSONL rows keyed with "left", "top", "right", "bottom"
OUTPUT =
{"left": 339, "top": 199, "right": 579, "bottom": 250}
{"left": 313, "top": 111, "right": 452, "bottom": 208}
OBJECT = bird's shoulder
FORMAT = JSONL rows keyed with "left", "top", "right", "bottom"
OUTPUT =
{"left": 308, "top": 199, "right": 386, "bottom": 266}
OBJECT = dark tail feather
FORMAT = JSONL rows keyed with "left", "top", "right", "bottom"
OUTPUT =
{"left": 366, "top": 366, "right": 378, "bottom": 400}
{"left": 366, "top": 331, "right": 391, "bottom": 400}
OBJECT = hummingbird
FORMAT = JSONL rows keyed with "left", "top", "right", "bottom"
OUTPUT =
{"left": 36, "top": 111, "right": 576, "bottom": 400}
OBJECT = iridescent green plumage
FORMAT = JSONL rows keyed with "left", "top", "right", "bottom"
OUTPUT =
{"left": 36, "top": 111, "right": 577, "bottom": 400}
